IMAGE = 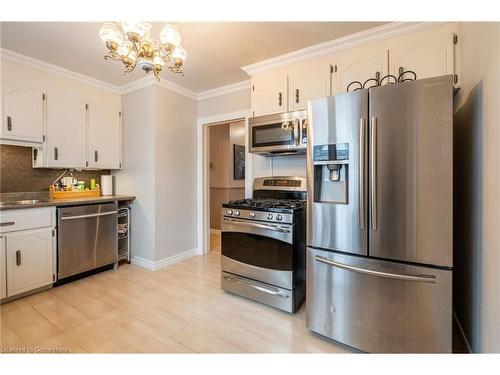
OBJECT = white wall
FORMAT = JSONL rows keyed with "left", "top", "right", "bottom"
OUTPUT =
{"left": 197, "top": 89, "right": 307, "bottom": 189}
{"left": 113, "top": 87, "right": 156, "bottom": 262}
{"left": 453, "top": 22, "right": 500, "bottom": 353}
{"left": 197, "top": 89, "right": 251, "bottom": 118}
{"left": 115, "top": 85, "right": 198, "bottom": 265}
{"left": 155, "top": 86, "right": 198, "bottom": 260}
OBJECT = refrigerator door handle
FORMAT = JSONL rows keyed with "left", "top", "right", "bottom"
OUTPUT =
{"left": 370, "top": 116, "right": 378, "bottom": 231}
{"left": 315, "top": 255, "right": 436, "bottom": 283}
{"left": 359, "top": 118, "right": 366, "bottom": 230}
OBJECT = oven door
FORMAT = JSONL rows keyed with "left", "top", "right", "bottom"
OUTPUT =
{"left": 249, "top": 115, "right": 304, "bottom": 155}
{"left": 221, "top": 217, "right": 294, "bottom": 289}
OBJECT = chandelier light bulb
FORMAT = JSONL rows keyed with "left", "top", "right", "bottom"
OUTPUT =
{"left": 172, "top": 45, "right": 187, "bottom": 64}
{"left": 160, "top": 24, "right": 181, "bottom": 50}
{"left": 99, "top": 23, "right": 123, "bottom": 50}
{"left": 121, "top": 22, "right": 151, "bottom": 41}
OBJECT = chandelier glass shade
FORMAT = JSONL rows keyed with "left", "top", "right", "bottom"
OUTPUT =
{"left": 99, "top": 22, "right": 186, "bottom": 80}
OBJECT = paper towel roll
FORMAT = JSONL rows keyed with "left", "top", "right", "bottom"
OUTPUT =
{"left": 101, "top": 175, "right": 113, "bottom": 196}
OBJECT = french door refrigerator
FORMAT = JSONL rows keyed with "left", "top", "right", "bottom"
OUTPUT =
{"left": 306, "top": 75, "right": 453, "bottom": 353}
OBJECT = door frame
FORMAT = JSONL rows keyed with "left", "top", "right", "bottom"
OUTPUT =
{"left": 197, "top": 110, "right": 251, "bottom": 256}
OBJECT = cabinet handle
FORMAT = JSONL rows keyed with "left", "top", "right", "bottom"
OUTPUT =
{"left": 0, "top": 221, "right": 15, "bottom": 227}
{"left": 295, "top": 89, "right": 300, "bottom": 104}
{"left": 278, "top": 92, "right": 283, "bottom": 107}
{"left": 7, "top": 116, "right": 12, "bottom": 131}
{"left": 54, "top": 147, "right": 59, "bottom": 160}
{"left": 16, "top": 250, "right": 21, "bottom": 266}
{"left": 398, "top": 66, "right": 404, "bottom": 76}
{"left": 95, "top": 150, "right": 98, "bottom": 162}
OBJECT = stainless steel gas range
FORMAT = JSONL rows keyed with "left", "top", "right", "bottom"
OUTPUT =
{"left": 220, "top": 176, "right": 306, "bottom": 313}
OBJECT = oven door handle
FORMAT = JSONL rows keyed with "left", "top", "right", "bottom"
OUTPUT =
{"left": 223, "top": 275, "right": 290, "bottom": 298}
{"left": 224, "top": 219, "right": 291, "bottom": 233}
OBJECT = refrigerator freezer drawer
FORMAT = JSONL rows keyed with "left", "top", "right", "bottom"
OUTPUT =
{"left": 306, "top": 247, "right": 452, "bottom": 353}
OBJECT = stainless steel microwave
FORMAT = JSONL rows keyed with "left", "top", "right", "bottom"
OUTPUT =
{"left": 249, "top": 110, "right": 307, "bottom": 156}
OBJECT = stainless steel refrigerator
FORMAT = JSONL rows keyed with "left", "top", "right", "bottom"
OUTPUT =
{"left": 306, "top": 75, "right": 453, "bottom": 353}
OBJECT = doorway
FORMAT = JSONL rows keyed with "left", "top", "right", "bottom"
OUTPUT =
{"left": 207, "top": 120, "right": 246, "bottom": 253}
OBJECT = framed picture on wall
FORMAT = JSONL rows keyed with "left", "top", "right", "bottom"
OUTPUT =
{"left": 233, "top": 144, "right": 245, "bottom": 180}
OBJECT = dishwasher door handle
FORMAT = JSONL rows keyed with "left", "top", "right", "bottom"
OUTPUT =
{"left": 60, "top": 211, "right": 117, "bottom": 221}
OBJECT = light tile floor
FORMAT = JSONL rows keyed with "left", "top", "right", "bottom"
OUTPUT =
{"left": 0, "top": 234, "right": 351, "bottom": 353}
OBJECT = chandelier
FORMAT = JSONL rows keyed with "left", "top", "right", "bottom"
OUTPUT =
{"left": 99, "top": 22, "right": 186, "bottom": 80}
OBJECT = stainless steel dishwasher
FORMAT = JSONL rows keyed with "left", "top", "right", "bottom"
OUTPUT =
{"left": 57, "top": 202, "right": 118, "bottom": 279}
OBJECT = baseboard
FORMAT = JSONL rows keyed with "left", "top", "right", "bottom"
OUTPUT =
{"left": 210, "top": 228, "right": 221, "bottom": 236}
{"left": 131, "top": 248, "right": 197, "bottom": 271}
{"left": 453, "top": 310, "right": 473, "bottom": 353}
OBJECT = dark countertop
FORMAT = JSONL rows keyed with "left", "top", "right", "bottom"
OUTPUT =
{"left": 0, "top": 193, "right": 135, "bottom": 211}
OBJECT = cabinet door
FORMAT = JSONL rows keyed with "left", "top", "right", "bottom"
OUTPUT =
{"left": 389, "top": 33, "right": 455, "bottom": 81}
{"left": 0, "top": 235, "right": 6, "bottom": 299}
{"left": 46, "top": 94, "right": 87, "bottom": 168}
{"left": 251, "top": 73, "right": 288, "bottom": 116}
{"left": 1, "top": 82, "right": 44, "bottom": 144}
{"left": 289, "top": 64, "right": 330, "bottom": 110}
{"left": 6, "top": 228, "right": 54, "bottom": 297}
{"left": 332, "top": 49, "right": 389, "bottom": 94}
{"left": 88, "top": 105, "right": 122, "bottom": 169}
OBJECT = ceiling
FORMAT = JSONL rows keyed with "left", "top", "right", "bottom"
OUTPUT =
{"left": 1, "top": 22, "right": 386, "bottom": 93}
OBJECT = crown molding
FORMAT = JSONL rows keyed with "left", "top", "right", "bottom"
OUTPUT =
{"left": 156, "top": 78, "right": 198, "bottom": 100}
{"left": 196, "top": 80, "right": 251, "bottom": 101}
{"left": 1, "top": 48, "right": 122, "bottom": 94}
{"left": 120, "top": 75, "right": 198, "bottom": 100}
{"left": 241, "top": 22, "right": 450, "bottom": 75}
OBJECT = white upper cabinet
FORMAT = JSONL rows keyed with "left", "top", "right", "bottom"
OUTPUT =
{"left": 46, "top": 94, "right": 87, "bottom": 168}
{"left": 5, "top": 227, "right": 54, "bottom": 298}
{"left": 88, "top": 104, "right": 122, "bottom": 169}
{"left": 331, "top": 49, "right": 389, "bottom": 94}
{"left": 251, "top": 72, "right": 288, "bottom": 116}
{"left": 389, "top": 33, "right": 455, "bottom": 82}
{"left": 1, "top": 82, "right": 44, "bottom": 145}
{"left": 288, "top": 63, "right": 331, "bottom": 110}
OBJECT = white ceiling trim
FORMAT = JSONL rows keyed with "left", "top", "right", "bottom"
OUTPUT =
{"left": 1, "top": 48, "right": 238, "bottom": 101}
{"left": 196, "top": 80, "right": 251, "bottom": 101}
{"left": 241, "top": 22, "right": 450, "bottom": 75}
{"left": 0, "top": 48, "right": 122, "bottom": 94}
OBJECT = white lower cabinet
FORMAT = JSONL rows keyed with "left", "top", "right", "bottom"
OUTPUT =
{"left": 5, "top": 228, "right": 54, "bottom": 297}
{"left": 0, "top": 207, "right": 55, "bottom": 300}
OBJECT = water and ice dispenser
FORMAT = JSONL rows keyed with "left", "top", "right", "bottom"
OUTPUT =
{"left": 313, "top": 143, "right": 349, "bottom": 204}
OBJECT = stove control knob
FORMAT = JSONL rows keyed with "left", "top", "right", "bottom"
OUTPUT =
{"left": 227, "top": 209, "right": 233, "bottom": 216}
{"left": 234, "top": 210, "right": 240, "bottom": 216}
{"left": 276, "top": 214, "right": 283, "bottom": 221}
{"left": 249, "top": 212, "right": 256, "bottom": 219}
{"left": 267, "top": 213, "right": 274, "bottom": 220}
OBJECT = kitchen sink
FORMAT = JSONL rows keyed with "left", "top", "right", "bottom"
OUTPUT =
{"left": 0, "top": 199, "right": 50, "bottom": 206}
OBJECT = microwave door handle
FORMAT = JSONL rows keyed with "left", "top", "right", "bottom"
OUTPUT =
{"left": 294, "top": 119, "right": 300, "bottom": 146}
{"left": 302, "top": 119, "right": 307, "bottom": 145}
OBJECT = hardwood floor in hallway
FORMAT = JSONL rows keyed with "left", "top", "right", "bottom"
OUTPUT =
{"left": 0, "top": 234, "right": 352, "bottom": 354}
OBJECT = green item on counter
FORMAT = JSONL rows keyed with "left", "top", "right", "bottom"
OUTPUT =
{"left": 90, "top": 179, "right": 96, "bottom": 190}
{"left": 77, "top": 181, "right": 85, "bottom": 191}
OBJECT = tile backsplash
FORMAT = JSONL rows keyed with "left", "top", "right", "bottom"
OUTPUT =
{"left": 0, "top": 145, "right": 110, "bottom": 193}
